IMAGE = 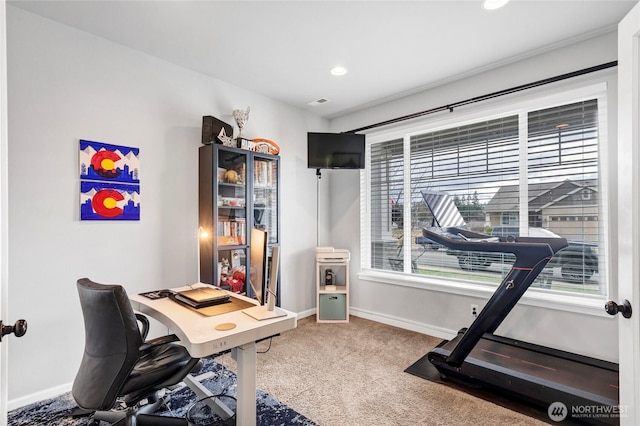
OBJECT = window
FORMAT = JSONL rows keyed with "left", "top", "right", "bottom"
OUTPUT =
{"left": 501, "top": 212, "right": 519, "bottom": 225}
{"left": 365, "top": 94, "right": 606, "bottom": 298}
{"left": 369, "top": 138, "right": 404, "bottom": 270}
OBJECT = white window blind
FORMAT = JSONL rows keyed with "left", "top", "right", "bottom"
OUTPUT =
{"left": 526, "top": 99, "right": 601, "bottom": 293}
{"left": 409, "top": 115, "right": 520, "bottom": 283}
{"left": 369, "top": 138, "right": 404, "bottom": 271}
{"left": 367, "top": 97, "right": 605, "bottom": 296}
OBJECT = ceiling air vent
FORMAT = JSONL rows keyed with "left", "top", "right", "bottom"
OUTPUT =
{"left": 307, "top": 98, "right": 330, "bottom": 106}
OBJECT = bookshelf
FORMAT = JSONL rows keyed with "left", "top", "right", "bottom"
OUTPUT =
{"left": 199, "top": 144, "right": 280, "bottom": 302}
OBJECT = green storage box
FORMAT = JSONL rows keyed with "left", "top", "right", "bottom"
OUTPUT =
{"left": 319, "top": 293, "right": 347, "bottom": 321}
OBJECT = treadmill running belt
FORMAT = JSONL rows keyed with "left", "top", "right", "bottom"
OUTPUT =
{"left": 433, "top": 334, "right": 619, "bottom": 406}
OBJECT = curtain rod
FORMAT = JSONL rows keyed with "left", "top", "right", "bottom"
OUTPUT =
{"left": 347, "top": 61, "right": 618, "bottom": 134}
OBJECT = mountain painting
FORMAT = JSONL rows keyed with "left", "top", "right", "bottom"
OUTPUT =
{"left": 80, "top": 181, "right": 140, "bottom": 221}
{"left": 79, "top": 139, "right": 140, "bottom": 221}
{"left": 79, "top": 139, "right": 140, "bottom": 184}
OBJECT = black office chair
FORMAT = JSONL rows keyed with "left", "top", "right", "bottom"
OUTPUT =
{"left": 73, "top": 278, "right": 201, "bottom": 426}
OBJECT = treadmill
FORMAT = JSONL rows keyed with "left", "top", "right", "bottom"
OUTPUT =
{"left": 422, "top": 227, "right": 620, "bottom": 426}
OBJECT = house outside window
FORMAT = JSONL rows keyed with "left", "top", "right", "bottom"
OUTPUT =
{"left": 364, "top": 89, "right": 607, "bottom": 298}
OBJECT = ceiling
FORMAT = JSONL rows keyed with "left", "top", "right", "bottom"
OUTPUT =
{"left": 8, "top": 0, "right": 638, "bottom": 119}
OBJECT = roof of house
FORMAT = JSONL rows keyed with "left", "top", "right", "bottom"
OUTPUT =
{"left": 485, "top": 179, "right": 598, "bottom": 213}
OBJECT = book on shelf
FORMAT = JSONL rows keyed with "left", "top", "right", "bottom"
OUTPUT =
{"left": 218, "top": 236, "right": 241, "bottom": 246}
{"left": 217, "top": 219, "right": 246, "bottom": 245}
{"left": 254, "top": 160, "right": 276, "bottom": 188}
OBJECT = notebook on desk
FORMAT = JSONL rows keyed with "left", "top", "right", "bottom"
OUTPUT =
{"left": 172, "top": 287, "right": 230, "bottom": 309}
{"left": 170, "top": 292, "right": 256, "bottom": 316}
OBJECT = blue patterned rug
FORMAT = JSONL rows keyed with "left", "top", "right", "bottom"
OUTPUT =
{"left": 8, "top": 358, "right": 316, "bottom": 426}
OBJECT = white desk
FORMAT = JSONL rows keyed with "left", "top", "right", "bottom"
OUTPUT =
{"left": 129, "top": 284, "right": 297, "bottom": 426}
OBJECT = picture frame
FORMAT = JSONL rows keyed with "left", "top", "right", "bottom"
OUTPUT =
{"left": 202, "top": 116, "right": 234, "bottom": 145}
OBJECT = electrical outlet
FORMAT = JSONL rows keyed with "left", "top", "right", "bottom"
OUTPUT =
{"left": 470, "top": 304, "right": 479, "bottom": 318}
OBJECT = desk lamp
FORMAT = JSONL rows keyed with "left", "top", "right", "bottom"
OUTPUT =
{"left": 197, "top": 226, "right": 209, "bottom": 284}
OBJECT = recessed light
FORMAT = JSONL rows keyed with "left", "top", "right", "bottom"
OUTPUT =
{"left": 483, "top": 0, "right": 510, "bottom": 10}
{"left": 330, "top": 66, "right": 348, "bottom": 76}
{"left": 307, "top": 98, "right": 330, "bottom": 106}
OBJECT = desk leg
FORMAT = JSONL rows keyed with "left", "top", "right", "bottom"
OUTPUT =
{"left": 182, "top": 373, "right": 235, "bottom": 420}
{"left": 232, "top": 342, "right": 257, "bottom": 426}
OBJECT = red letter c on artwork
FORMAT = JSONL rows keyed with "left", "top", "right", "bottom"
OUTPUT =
{"left": 92, "top": 189, "right": 124, "bottom": 218}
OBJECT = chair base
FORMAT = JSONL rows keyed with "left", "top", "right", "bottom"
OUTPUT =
{"left": 88, "top": 391, "right": 188, "bottom": 426}
{"left": 89, "top": 414, "right": 188, "bottom": 426}
{"left": 90, "top": 412, "right": 187, "bottom": 426}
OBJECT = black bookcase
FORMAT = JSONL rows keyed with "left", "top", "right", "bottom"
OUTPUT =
{"left": 199, "top": 144, "right": 280, "bottom": 304}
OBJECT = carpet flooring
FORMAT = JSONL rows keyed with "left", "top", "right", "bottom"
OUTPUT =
{"left": 250, "top": 315, "right": 556, "bottom": 426}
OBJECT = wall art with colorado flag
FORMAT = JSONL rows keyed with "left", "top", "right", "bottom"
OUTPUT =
{"left": 79, "top": 139, "right": 140, "bottom": 221}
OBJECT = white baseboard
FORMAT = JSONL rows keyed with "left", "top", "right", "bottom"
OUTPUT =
{"left": 295, "top": 306, "right": 455, "bottom": 340}
{"left": 349, "top": 307, "right": 456, "bottom": 340}
{"left": 295, "top": 307, "right": 316, "bottom": 320}
{"left": 8, "top": 382, "right": 72, "bottom": 411}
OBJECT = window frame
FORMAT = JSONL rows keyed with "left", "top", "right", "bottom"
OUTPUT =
{"left": 359, "top": 81, "right": 611, "bottom": 317}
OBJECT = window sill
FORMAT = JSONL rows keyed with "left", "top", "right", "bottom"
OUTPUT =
{"left": 357, "top": 269, "right": 609, "bottom": 318}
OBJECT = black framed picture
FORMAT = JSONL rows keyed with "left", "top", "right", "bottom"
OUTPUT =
{"left": 202, "top": 116, "right": 233, "bottom": 145}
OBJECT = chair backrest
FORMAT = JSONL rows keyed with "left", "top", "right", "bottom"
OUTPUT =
{"left": 72, "top": 278, "right": 143, "bottom": 410}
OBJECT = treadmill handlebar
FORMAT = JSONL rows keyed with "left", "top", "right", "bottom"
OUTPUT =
{"left": 422, "top": 227, "right": 568, "bottom": 268}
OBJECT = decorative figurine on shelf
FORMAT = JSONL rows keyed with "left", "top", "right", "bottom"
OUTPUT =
{"left": 325, "top": 269, "right": 336, "bottom": 286}
{"left": 251, "top": 138, "right": 281, "bottom": 155}
{"left": 224, "top": 169, "right": 239, "bottom": 184}
{"left": 223, "top": 163, "right": 244, "bottom": 184}
{"left": 220, "top": 258, "right": 230, "bottom": 282}
{"left": 228, "top": 269, "right": 245, "bottom": 293}
{"left": 218, "top": 128, "right": 235, "bottom": 147}
{"left": 233, "top": 106, "right": 250, "bottom": 140}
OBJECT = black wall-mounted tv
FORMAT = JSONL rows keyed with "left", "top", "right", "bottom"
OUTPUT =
{"left": 307, "top": 132, "right": 365, "bottom": 170}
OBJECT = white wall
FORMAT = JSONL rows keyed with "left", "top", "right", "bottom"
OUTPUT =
{"left": 329, "top": 31, "right": 620, "bottom": 362}
{"left": 5, "top": 6, "right": 326, "bottom": 407}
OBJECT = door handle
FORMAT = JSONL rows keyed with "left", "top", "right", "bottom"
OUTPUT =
{"left": 0, "top": 319, "right": 27, "bottom": 342}
{"left": 605, "top": 300, "right": 632, "bottom": 318}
